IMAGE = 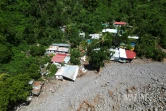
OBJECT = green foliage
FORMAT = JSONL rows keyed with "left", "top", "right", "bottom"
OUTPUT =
{"left": 126, "top": 44, "right": 133, "bottom": 50}
{"left": 0, "top": 0, "right": 166, "bottom": 109}
{"left": 160, "top": 37, "right": 166, "bottom": 49}
{"left": 0, "top": 44, "right": 13, "bottom": 63}
{"left": 39, "top": 56, "right": 50, "bottom": 65}
{"left": 30, "top": 45, "right": 45, "bottom": 57}
{"left": 70, "top": 48, "right": 80, "bottom": 65}
{"left": 135, "top": 34, "right": 165, "bottom": 61}
{"left": 89, "top": 48, "right": 109, "bottom": 70}
{"left": 47, "top": 64, "right": 58, "bottom": 77}
{"left": 70, "top": 56, "right": 80, "bottom": 65}
{"left": 26, "top": 63, "right": 40, "bottom": 79}
{"left": 0, "top": 74, "right": 31, "bottom": 111}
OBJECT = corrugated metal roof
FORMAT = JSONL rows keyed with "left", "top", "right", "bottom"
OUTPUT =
{"left": 63, "top": 56, "right": 70, "bottom": 63}
{"left": 57, "top": 47, "right": 69, "bottom": 52}
{"left": 102, "top": 29, "right": 117, "bottom": 33}
{"left": 51, "top": 54, "right": 67, "bottom": 63}
{"left": 46, "top": 46, "right": 59, "bottom": 51}
{"left": 110, "top": 48, "right": 120, "bottom": 58}
{"left": 114, "top": 22, "right": 126, "bottom": 25}
{"left": 55, "top": 65, "right": 79, "bottom": 81}
{"left": 62, "top": 65, "right": 79, "bottom": 81}
{"left": 119, "top": 48, "right": 127, "bottom": 58}
{"left": 55, "top": 67, "right": 65, "bottom": 76}
{"left": 125, "top": 50, "right": 136, "bottom": 59}
{"left": 52, "top": 43, "right": 70, "bottom": 47}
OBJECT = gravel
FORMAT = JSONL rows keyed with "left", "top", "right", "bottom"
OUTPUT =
{"left": 20, "top": 60, "right": 166, "bottom": 111}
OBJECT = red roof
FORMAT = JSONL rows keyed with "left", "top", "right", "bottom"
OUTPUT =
{"left": 114, "top": 22, "right": 127, "bottom": 25}
{"left": 51, "top": 54, "right": 67, "bottom": 63}
{"left": 125, "top": 50, "right": 136, "bottom": 59}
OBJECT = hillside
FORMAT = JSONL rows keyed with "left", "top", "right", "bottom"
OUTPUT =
{"left": 0, "top": 0, "right": 166, "bottom": 110}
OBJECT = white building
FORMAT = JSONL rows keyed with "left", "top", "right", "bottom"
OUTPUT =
{"left": 102, "top": 29, "right": 117, "bottom": 34}
{"left": 46, "top": 43, "right": 70, "bottom": 54}
{"left": 89, "top": 34, "right": 102, "bottom": 39}
{"left": 110, "top": 48, "right": 136, "bottom": 63}
{"left": 128, "top": 35, "right": 139, "bottom": 39}
{"left": 79, "top": 32, "right": 86, "bottom": 38}
{"left": 55, "top": 65, "right": 79, "bottom": 81}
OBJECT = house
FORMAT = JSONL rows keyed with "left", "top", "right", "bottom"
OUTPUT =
{"left": 46, "top": 46, "right": 59, "bottom": 54}
{"left": 79, "top": 32, "right": 85, "bottom": 38}
{"left": 128, "top": 35, "right": 139, "bottom": 39}
{"left": 55, "top": 65, "right": 79, "bottom": 81}
{"left": 46, "top": 43, "right": 70, "bottom": 54}
{"left": 110, "top": 48, "right": 136, "bottom": 63}
{"left": 102, "top": 29, "right": 117, "bottom": 34}
{"left": 89, "top": 34, "right": 102, "bottom": 39}
{"left": 113, "top": 22, "right": 127, "bottom": 27}
{"left": 32, "top": 81, "right": 44, "bottom": 96}
{"left": 119, "top": 48, "right": 136, "bottom": 63}
{"left": 57, "top": 47, "right": 70, "bottom": 54}
{"left": 51, "top": 54, "right": 70, "bottom": 68}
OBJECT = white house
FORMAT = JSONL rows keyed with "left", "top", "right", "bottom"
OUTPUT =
{"left": 110, "top": 48, "right": 136, "bottom": 63}
{"left": 89, "top": 34, "right": 102, "bottom": 39}
{"left": 102, "top": 29, "right": 118, "bottom": 34}
{"left": 128, "top": 35, "right": 139, "bottom": 39}
{"left": 79, "top": 32, "right": 86, "bottom": 38}
{"left": 46, "top": 43, "right": 70, "bottom": 55}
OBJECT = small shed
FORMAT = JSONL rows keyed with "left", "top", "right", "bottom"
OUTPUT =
{"left": 32, "top": 81, "right": 44, "bottom": 96}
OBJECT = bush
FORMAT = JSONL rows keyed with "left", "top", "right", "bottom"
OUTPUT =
{"left": 47, "top": 64, "right": 58, "bottom": 77}
{"left": 70, "top": 56, "right": 80, "bottom": 65}
{"left": 160, "top": 37, "right": 166, "bottom": 49}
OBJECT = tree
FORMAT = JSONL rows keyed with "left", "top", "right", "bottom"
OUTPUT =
{"left": 0, "top": 74, "right": 31, "bottom": 111}
{"left": 26, "top": 63, "right": 40, "bottom": 79}
{"left": 89, "top": 48, "right": 109, "bottom": 71}
{"left": 30, "top": 45, "right": 45, "bottom": 56}
{"left": 47, "top": 64, "right": 58, "bottom": 77}
{"left": 0, "top": 44, "right": 13, "bottom": 63}
{"left": 70, "top": 48, "right": 80, "bottom": 65}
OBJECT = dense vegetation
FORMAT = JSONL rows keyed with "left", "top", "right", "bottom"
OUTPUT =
{"left": 0, "top": 0, "right": 166, "bottom": 110}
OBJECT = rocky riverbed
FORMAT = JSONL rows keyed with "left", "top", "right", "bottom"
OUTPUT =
{"left": 20, "top": 60, "right": 166, "bottom": 111}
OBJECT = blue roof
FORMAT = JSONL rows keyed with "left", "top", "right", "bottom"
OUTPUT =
{"left": 130, "top": 42, "right": 136, "bottom": 46}
{"left": 87, "top": 39, "right": 92, "bottom": 43}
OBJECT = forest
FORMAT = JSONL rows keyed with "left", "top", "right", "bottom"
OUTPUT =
{"left": 0, "top": 0, "right": 166, "bottom": 110}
